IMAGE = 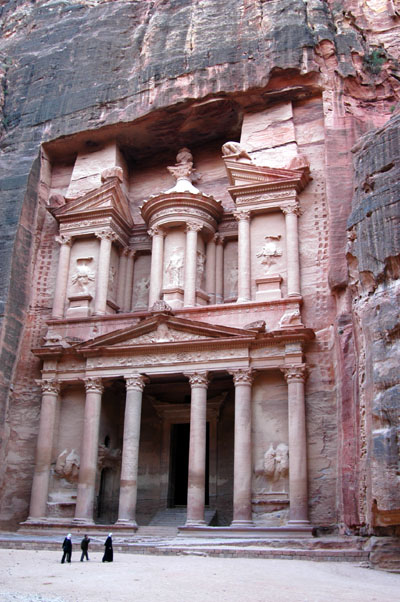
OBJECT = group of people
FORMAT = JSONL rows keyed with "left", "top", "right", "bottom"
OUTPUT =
{"left": 61, "top": 533, "right": 113, "bottom": 563}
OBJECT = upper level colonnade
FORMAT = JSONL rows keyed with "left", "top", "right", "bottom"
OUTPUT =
{"left": 47, "top": 145, "right": 310, "bottom": 322}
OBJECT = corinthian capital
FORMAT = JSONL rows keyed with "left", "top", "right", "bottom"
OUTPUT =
{"left": 55, "top": 234, "right": 72, "bottom": 246}
{"left": 38, "top": 379, "right": 60, "bottom": 395}
{"left": 281, "top": 364, "right": 307, "bottom": 383}
{"left": 281, "top": 204, "right": 300, "bottom": 217}
{"left": 185, "top": 371, "right": 209, "bottom": 388}
{"left": 186, "top": 221, "right": 203, "bottom": 233}
{"left": 229, "top": 368, "right": 254, "bottom": 386}
{"left": 83, "top": 377, "right": 103, "bottom": 394}
{"left": 233, "top": 209, "right": 251, "bottom": 222}
{"left": 147, "top": 226, "right": 164, "bottom": 238}
{"left": 125, "top": 374, "right": 147, "bottom": 392}
{"left": 95, "top": 229, "right": 117, "bottom": 242}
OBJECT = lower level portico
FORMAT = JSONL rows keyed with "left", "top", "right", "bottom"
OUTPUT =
{"left": 26, "top": 312, "right": 313, "bottom": 536}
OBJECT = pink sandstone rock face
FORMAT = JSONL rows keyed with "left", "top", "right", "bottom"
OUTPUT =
{"left": 0, "top": 0, "right": 398, "bottom": 567}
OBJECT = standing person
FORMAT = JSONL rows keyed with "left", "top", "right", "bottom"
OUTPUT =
{"left": 80, "top": 534, "right": 90, "bottom": 562}
{"left": 61, "top": 533, "right": 72, "bottom": 564}
{"left": 102, "top": 532, "right": 113, "bottom": 562}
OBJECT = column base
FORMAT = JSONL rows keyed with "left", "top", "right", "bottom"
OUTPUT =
{"left": 185, "top": 519, "right": 206, "bottom": 527}
{"left": 237, "top": 297, "right": 251, "bottom": 304}
{"left": 115, "top": 518, "right": 138, "bottom": 528}
{"left": 72, "top": 517, "right": 95, "bottom": 526}
{"left": 288, "top": 519, "right": 310, "bottom": 526}
{"left": 230, "top": 519, "right": 254, "bottom": 528}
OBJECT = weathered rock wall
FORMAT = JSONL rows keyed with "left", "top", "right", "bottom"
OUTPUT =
{"left": 346, "top": 113, "right": 400, "bottom": 533}
{"left": 0, "top": 0, "right": 399, "bottom": 532}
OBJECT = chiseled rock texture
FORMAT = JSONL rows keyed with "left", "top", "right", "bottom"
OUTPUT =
{"left": 0, "top": 0, "right": 399, "bottom": 565}
{"left": 347, "top": 114, "right": 400, "bottom": 534}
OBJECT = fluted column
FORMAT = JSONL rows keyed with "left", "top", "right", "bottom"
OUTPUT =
{"left": 116, "top": 248, "right": 129, "bottom": 310}
{"left": 282, "top": 204, "right": 301, "bottom": 297}
{"left": 124, "top": 250, "right": 135, "bottom": 312}
{"left": 205, "top": 234, "right": 217, "bottom": 304}
{"left": 281, "top": 364, "right": 309, "bottom": 524}
{"left": 148, "top": 226, "right": 165, "bottom": 308}
{"left": 215, "top": 235, "right": 225, "bottom": 304}
{"left": 116, "top": 374, "right": 146, "bottom": 526}
{"left": 94, "top": 230, "right": 117, "bottom": 315}
{"left": 28, "top": 379, "right": 60, "bottom": 520}
{"left": 185, "top": 371, "right": 208, "bottom": 526}
{"left": 230, "top": 368, "right": 254, "bottom": 526}
{"left": 74, "top": 377, "right": 103, "bottom": 523}
{"left": 184, "top": 222, "right": 202, "bottom": 307}
{"left": 52, "top": 235, "right": 72, "bottom": 318}
{"left": 234, "top": 210, "right": 251, "bottom": 303}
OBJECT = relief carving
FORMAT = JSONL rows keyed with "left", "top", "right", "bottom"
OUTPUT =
{"left": 264, "top": 443, "right": 289, "bottom": 483}
{"left": 279, "top": 308, "right": 302, "bottom": 328}
{"left": 134, "top": 277, "right": 150, "bottom": 308}
{"left": 196, "top": 251, "right": 206, "bottom": 289}
{"left": 54, "top": 449, "right": 80, "bottom": 483}
{"left": 221, "top": 141, "right": 252, "bottom": 161}
{"left": 165, "top": 247, "right": 184, "bottom": 288}
{"left": 71, "top": 257, "right": 95, "bottom": 295}
{"left": 227, "top": 265, "right": 238, "bottom": 297}
{"left": 256, "top": 235, "right": 282, "bottom": 271}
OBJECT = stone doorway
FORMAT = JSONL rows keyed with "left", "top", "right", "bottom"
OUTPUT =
{"left": 97, "top": 467, "right": 118, "bottom": 524}
{"left": 168, "top": 422, "right": 210, "bottom": 507}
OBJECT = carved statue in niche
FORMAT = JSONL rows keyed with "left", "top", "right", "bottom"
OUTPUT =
{"left": 71, "top": 257, "right": 95, "bottom": 294}
{"left": 165, "top": 247, "right": 184, "bottom": 288}
{"left": 134, "top": 277, "right": 150, "bottom": 307}
{"left": 264, "top": 443, "right": 289, "bottom": 484}
{"left": 227, "top": 264, "right": 238, "bottom": 297}
{"left": 256, "top": 235, "right": 282, "bottom": 271}
{"left": 108, "top": 264, "right": 117, "bottom": 297}
{"left": 54, "top": 449, "right": 80, "bottom": 483}
{"left": 196, "top": 251, "right": 206, "bottom": 289}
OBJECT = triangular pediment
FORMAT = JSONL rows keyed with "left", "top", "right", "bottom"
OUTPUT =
{"left": 50, "top": 178, "right": 133, "bottom": 228}
{"left": 78, "top": 314, "right": 257, "bottom": 351}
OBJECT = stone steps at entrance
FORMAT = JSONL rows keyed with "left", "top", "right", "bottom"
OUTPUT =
{"left": 148, "top": 507, "right": 216, "bottom": 527}
{"left": 0, "top": 531, "right": 371, "bottom": 563}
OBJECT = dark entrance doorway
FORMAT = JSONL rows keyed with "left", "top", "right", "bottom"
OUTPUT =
{"left": 168, "top": 423, "right": 209, "bottom": 507}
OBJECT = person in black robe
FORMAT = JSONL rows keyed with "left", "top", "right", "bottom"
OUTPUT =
{"left": 80, "top": 534, "right": 90, "bottom": 561}
{"left": 61, "top": 533, "right": 72, "bottom": 563}
{"left": 102, "top": 532, "right": 113, "bottom": 562}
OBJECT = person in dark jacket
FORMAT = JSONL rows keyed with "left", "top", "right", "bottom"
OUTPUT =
{"left": 61, "top": 533, "right": 72, "bottom": 563}
{"left": 80, "top": 534, "right": 90, "bottom": 561}
{"left": 102, "top": 532, "right": 113, "bottom": 562}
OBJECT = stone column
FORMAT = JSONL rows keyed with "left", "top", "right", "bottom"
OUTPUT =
{"left": 234, "top": 210, "right": 251, "bottom": 303}
{"left": 116, "top": 248, "right": 128, "bottom": 311}
{"left": 116, "top": 374, "right": 146, "bottom": 526}
{"left": 185, "top": 371, "right": 208, "bottom": 526}
{"left": 148, "top": 226, "right": 165, "bottom": 308}
{"left": 215, "top": 235, "right": 225, "bottom": 304}
{"left": 124, "top": 250, "right": 135, "bottom": 312}
{"left": 94, "top": 230, "right": 116, "bottom": 315}
{"left": 74, "top": 377, "right": 103, "bottom": 523}
{"left": 205, "top": 234, "right": 217, "bottom": 304}
{"left": 230, "top": 368, "right": 254, "bottom": 526}
{"left": 282, "top": 204, "right": 301, "bottom": 297}
{"left": 52, "top": 235, "right": 72, "bottom": 319}
{"left": 28, "top": 379, "right": 60, "bottom": 520}
{"left": 184, "top": 222, "right": 202, "bottom": 307}
{"left": 281, "top": 364, "right": 309, "bottom": 524}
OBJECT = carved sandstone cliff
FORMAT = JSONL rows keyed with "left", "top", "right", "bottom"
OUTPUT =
{"left": 0, "top": 1, "right": 399, "bottom": 555}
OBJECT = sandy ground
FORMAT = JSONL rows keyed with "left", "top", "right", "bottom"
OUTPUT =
{"left": 0, "top": 549, "right": 399, "bottom": 602}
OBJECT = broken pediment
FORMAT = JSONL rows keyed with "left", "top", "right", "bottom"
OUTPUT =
{"left": 49, "top": 177, "right": 133, "bottom": 231}
{"left": 78, "top": 314, "right": 258, "bottom": 352}
{"left": 223, "top": 155, "right": 311, "bottom": 200}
